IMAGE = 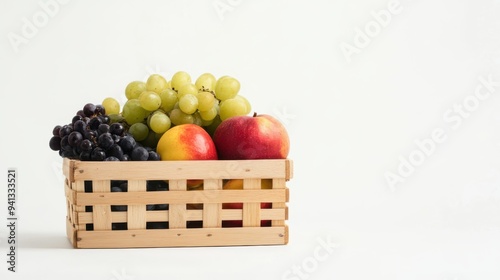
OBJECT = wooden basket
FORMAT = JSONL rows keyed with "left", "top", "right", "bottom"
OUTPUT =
{"left": 63, "top": 158, "right": 292, "bottom": 248}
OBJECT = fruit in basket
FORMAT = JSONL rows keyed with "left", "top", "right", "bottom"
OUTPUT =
{"left": 125, "top": 81, "right": 147, "bottom": 100}
{"left": 49, "top": 71, "right": 258, "bottom": 160}
{"left": 170, "top": 71, "right": 192, "bottom": 91}
{"left": 49, "top": 102, "right": 160, "bottom": 161}
{"left": 120, "top": 73, "right": 251, "bottom": 145}
{"left": 213, "top": 113, "right": 290, "bottom": 160}
{"left": 222, "top": 179, "right": 272, "bottom": 227}
{"left": 101, "top": 97, "right": 120, "bottom": 115}
{"left": 156, "top": 124, "right": 217, "bottom": 160}
{"left": 219, "top": 97, "right": 251, "bottom": 121}
{"left": 215, "top": 76, "right": 240, "bottom": 101}
{"left": 139, "top": 91, "right": 162, "bottom": 111}
{"left": 195, "top": 73, "right": 216, "bottom": 92}
{"left": 146, "top": 74, "right": 168, "bottom": 93}
{"left": 122, "top": 99, "right": 149, "bottom": 125}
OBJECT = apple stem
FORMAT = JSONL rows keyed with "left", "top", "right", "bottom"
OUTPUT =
{"left": 253, "top": 112, "right": 257, "bottom": 117}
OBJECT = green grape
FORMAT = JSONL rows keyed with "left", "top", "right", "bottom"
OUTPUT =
{"left": 125, "top": 81, "right": 147, "bottom": 100}
{"left": 146, "top": 109, "right": 165, "bottom": 127}
{"left": 179, "top": 94, "right": 198, "bottom": 114}
{"left": 159, "top": 88, "right": 178, "bottom": 112}
{"left": 198, "top": 105, "right": 218, "bottom": 121}
{"left": 170, "top": 71, "right": 191, "bottom": 91}
{"left": 146, "top": 74, "right": 168, "bottom": 93}
{"left": 139, "top": 91, "right": 161, "bottom": 111}
{"left": 197, "top": 91, "right": 215, "bottom": 112}
{"left": 177, "top": 83, "right": 198, "bottom": 98}
{"left": 128, "top": 122, "right": 149, "bottom": 141}
{"left": 149, "top": 111, "right": 171, "bottom": 134}
{"left": 169, "top": 108, "right": 194, "bottom": 125}
{"left": 195, "top": 73, "right": 216, "bottom": 92}
{"left": 235, "top": 95, "right": 252, "bottom": 114}
{"left": 216, "top": 75, "right": 229, "bottom": 84}
{"left": 219, "top": 98, "right": 248, "bottom": 121}
{"left": 122, "top": 99, "right": 149, "bottom": 125}
{"left": 108, "top": 113, "right": 125, "bottom": 124}
{"left": 192, "top": 112, "right": 203, "bottom": 126}
{"left": 200, "top": 117, "right": 213, "bottom": 127}
{"left": 215, "top": 76, "right": 240, "bottom": 101}
{"left": 102, "top": 97, "right": 120, "bottom": 115}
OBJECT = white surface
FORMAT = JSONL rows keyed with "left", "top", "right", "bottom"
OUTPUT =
{"left": 1, "top": 0, "right": 500, "bottom": 279}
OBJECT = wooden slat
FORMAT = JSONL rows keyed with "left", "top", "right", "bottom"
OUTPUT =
{"left": 92, "top": 180, "right": 112, "bottom": 230}
{"left": 203, "top": 179, "right": 222, "bottom": 228}
{"left": 243, "top": 178, "right": 261, "bottom": 227}
{"left": 64, "top": 179, "right": 74, "bottom": 227}
{"left": 127, "top": 180, "right": 147, "bottom": 230}
{"left": 65, "top": 182, "right": 75, "bottom": 205}
{"left": 71, "top": 159, "right": 290, "bottom": 181}
{"left": 75, "top": 188, "right": 288, "bottom": 206}
{"left": 74, "top": 180, "right": 86, "bottom": 230}
{"left": 76, "top": 226, "right": 288, "bottom": 248}
{"left": 272, "top": 178, "right": 287, "bottom": 226}
{"left": 66, "top": 217, "right": 76, "bottom": 248}
{"left": 285, "top": 160, "right": 293, "bottom": 180}
{"left": 78, "top": 208, "right": 287, "bottom": 224}
{"left": 63, "top": 158, "right": 75, "bottom": 183}
{"left": 151, "top": 209, "right": 170, "bottom": 221}
{"left": 168, "top": 180, "right": 187, "bottom": 229}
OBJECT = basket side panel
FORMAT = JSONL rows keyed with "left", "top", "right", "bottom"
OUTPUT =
{"left": 64, "top": 158, "right": 292, "bottom": 248}
{"left": 272, "top": 178, "right": 287, "bottom": 227}
{"left": 63, "top": 158, "right": 75, "bottom": 182}
{"left": 285, "top": 159, "right": 293, "bottom": 180}
{"left": 66, "top": 217, "right": 77, "bottom": 248}
{"left": 76, "top": 227, "right": 288, "bottom": 248}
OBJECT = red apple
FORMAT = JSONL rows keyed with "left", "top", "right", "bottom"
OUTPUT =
{"left": 156, "top": 124, "right": 218, "bottom": 160}
{"left": 212, "top": 113, "right": 290, "bottom": 160}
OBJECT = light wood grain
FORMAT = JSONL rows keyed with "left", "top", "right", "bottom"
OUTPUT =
{"left": 202, "top": 179, "right": 223, "bottom": 228}
{"left": 70, "top": 159, "right": 291, "bottom": 181}
{"left": 77, "top": 208, "right": 287, "bottom": 224}
{"left": 63, "top": 158, "right": 292, "bottom": 248}
{"left": 92, "top": 180, "right": 112, "bottom": 230}
{"left": 74, "top": 189, "right": 288, "bottom": 206}
{"left": 168, "top": 179, "right": 187, "bottom": 229}
{"left": 242, "top": 178, "right": 261, "bottom": 227}
{"left": 272, "top": 178, "right": 287, "bottom": 227}
{"left": 74, "top": 180, "right": 86, "bottom": 231}
{"left": 76, "top": 226, "right": 288, "bottom": 248}
{"left": 127, "top": 180, "right": 147, "bottom": 230}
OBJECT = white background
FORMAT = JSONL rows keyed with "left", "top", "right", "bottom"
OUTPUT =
{"left": 1, "top": 0, "right": 500, "bottom": 279}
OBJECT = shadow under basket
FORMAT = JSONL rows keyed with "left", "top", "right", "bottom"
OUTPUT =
{"left": 63, "top": 158, "right": 292, "bottom": 248}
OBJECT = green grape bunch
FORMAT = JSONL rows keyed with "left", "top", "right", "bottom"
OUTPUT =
{"left": 100, "top": 71, "right": 252, "bottom": 150}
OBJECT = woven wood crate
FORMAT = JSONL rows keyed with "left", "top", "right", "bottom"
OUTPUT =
{"left": 62, "top": 158, "right": 292, "bottom": 248}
